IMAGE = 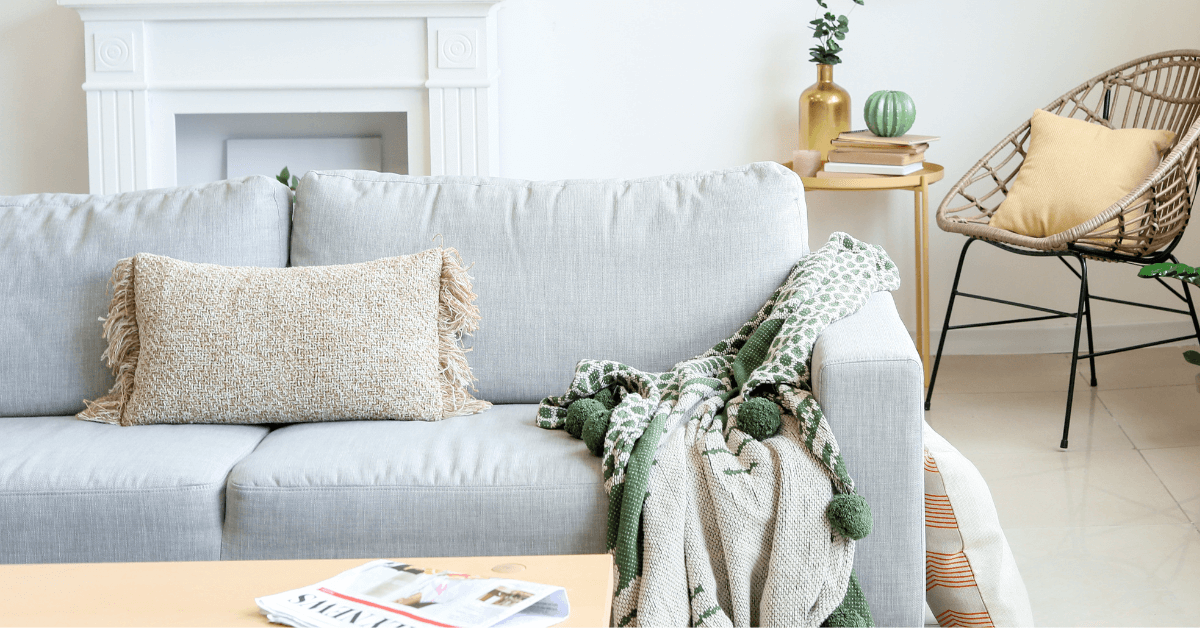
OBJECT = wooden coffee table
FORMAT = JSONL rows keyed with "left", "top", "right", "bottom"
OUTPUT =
{"left": 0, "top": 554, "right": 613, "bottom": 627}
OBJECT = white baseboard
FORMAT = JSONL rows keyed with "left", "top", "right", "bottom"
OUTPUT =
{"left": 926, "top": 320, "right": 1199, "bottom": 355}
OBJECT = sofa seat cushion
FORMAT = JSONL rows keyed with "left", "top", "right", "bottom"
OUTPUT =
{"left": 222, "top": 405, "right": 607, "bottom": 560}
{"left": 0, "top": 417, "right": 269, "bottom": 564}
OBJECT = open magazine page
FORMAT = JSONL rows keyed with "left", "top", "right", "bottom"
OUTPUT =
{"left": 256, "top": 560, "right": 570, "bottom": 628}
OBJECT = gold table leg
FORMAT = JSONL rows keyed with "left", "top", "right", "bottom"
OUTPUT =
{"left": 914, "top": 177, "right": 932, "bottom": 386}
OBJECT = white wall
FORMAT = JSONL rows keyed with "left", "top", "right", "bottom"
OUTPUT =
{"left": 496, "top": 0, "right": 1200, "bottom": 354}
{"left": 4, "top": 0, "right": 1199, "bottom": 354}
{"left": 0, "top": 0, "right": 87, "bottom": 195}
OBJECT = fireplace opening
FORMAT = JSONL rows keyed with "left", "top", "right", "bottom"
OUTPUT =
{"left": 175, "top": 112, "right": 408, "bottom": 187}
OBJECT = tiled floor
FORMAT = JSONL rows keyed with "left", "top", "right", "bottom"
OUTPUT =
{"left": 924, "top": 346, "right": 1200, "bottom": 627}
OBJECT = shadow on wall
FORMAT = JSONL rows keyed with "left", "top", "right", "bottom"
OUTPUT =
{"left": 0, "top": 1, "right": 88, "bottom": 195}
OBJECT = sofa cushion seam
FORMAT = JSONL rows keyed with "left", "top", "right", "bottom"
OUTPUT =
{"left": 0, "top": 177, "right": 268, "bottom": 210}
{"left": 227, "top": 483, "right": 604, "bottom": 492}
{"left": 816, "top": 356, "right": 923, "bottom": 368}
{"left": 814, "top": 356, "right": 923, "bottom": 400}
{"left": 0, "top": 482, "right": 224, "bottom": 497}
{"left": 309, "top": 164, "right": 783, "bottom": 190}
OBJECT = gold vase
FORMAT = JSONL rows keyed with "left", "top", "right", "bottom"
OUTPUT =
{"left": 799, "top": 64, "right": 851, "bottom": 160}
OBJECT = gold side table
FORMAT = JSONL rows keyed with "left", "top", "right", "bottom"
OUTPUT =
{"left": 785, "top": 162, "right": 945, "bottom": 385}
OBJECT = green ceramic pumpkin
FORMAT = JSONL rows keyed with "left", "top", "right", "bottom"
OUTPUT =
{"left": 864, "top": 90, "right": 916, "bottom": 137}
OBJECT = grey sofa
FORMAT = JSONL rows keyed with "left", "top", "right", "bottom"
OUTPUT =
{"left": 0, "top": 162, "right": 923, "bottom": 626}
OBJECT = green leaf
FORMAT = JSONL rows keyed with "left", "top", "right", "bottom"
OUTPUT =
{"left": 1139, "top": 262, "right": 1180, "bottom": 278}
{"left": 1139, "top": 262, "right": 1199, "bottom": 280}
{"left": 276, "top": 166, "right": 290, "bottom": 186}
{"left": 290, "top": 175, "right": 299, "bottom": 189}
{"left": 1137, "top": 265, "right": 1158, "bottom": 277}
{"left": 1186, "top": 350, "right": 1200, "bottom": 366}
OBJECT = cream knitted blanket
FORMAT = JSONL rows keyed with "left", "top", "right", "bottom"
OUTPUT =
{"left": 537, "top": 234, "right": 899, "bottom": 627}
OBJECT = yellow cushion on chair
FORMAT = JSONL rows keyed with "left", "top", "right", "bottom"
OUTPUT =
{"left": 988, "top": 109, "right": 1174, "bottom": 238}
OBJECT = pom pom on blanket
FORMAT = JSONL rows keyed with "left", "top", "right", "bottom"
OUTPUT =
{"left": 593, "top": 388, "right": 618, "bottom": 411}
{"left": 565, "top": 398, "right": 604, "bottom": 439}
{"left": 583, "top": 409, "right": 612, "bottom": 456}
{"left": 738, "top": 397, "right": 782, "bottom": 441}
{"left": 826, "top": 493, "right": 873, "bottom": 540}
{"left": 535, "top": 233, "right": 901, "bottom": 626}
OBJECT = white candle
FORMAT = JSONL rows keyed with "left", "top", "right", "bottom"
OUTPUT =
{"left": 792, "top": 149, "right": 821, "bottom": 177}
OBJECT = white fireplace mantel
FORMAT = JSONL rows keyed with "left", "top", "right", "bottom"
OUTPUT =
{"left": 60, "top": 0, "right": 504, "bottom": 194}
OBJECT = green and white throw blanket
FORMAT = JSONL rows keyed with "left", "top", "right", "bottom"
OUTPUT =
{"left": 537, "top": 233, "right": 900, "bottom": 627}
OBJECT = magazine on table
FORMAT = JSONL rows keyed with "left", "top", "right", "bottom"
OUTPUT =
{"left": 256, "top": 560, "right": 570, "bottom": 628}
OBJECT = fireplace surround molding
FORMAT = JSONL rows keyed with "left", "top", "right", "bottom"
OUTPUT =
{"left": 60, "top": 0, "right": 505, "bottom": 194}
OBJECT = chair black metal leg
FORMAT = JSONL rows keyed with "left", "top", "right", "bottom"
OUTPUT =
{"left": 929, "top": 237, "right": 1198, "bottom": 449}
{"left": 1061, "top": 256, "right": 1089, "bottom": 450}
{"left": 925, "top": 238, "right": 976, "bottom": 411}
{"left": 1082, "top": 270, "right": 1098, "bottom": 387}
{"left": 1170, "top": 254, "right": 1200, "bottom": 342}
{"left": 1185, "top": 284, "right": 1200, "bottom": 342}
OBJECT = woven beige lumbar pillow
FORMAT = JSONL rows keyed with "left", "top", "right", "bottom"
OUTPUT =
{"left": 78, "top": 248, "right": 490, "bottom": 426}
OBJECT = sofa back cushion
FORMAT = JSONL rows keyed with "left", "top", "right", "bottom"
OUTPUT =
{"left": 0, "top": 177, "right": 291, "bottom": 417}
{"left": 291, "top": 162, "right": 808, "bottom": 404}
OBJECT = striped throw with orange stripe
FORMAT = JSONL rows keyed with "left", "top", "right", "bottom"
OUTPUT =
{"left": 927, "top": 551, "right": 977, "bottom": 590}
{"left": 923, "top": 423, "right": 1034, "bottom": 626}
{"left": 925, "top": 447, "right": 994, "bottom": 626}
{"left": 937, "top": 609, "right": 996, "bottom": 627}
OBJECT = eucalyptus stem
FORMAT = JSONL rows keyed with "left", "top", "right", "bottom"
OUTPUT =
{"left": 808, "top": 0, "right": 864, "bottom": 66}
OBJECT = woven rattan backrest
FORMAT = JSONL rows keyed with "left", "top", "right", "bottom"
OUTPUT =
{"left": 939, "top": 50, "right": 1200, "bottom": 257}
{"left": 1055, "top": 52, "right": 1200, "bottom": 134}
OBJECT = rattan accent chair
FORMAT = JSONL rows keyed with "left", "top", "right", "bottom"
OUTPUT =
{"left": 926, "top": 50, "right": 1200, "bottom": 449}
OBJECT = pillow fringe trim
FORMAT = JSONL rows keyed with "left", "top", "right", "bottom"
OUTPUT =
{"left": 77, "top": 257, "right": 138, "bottom": 426}
{"left": 439, "top": 247, "right": 491, "bottom": 418}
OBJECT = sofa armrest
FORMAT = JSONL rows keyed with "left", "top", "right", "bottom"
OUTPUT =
{"left": 812, "top": 291, "right": 924, "bottom": 628}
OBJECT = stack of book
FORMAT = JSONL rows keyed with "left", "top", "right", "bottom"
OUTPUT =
{"left": 820, "top": 130, "right": 940, "bottom": 178}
